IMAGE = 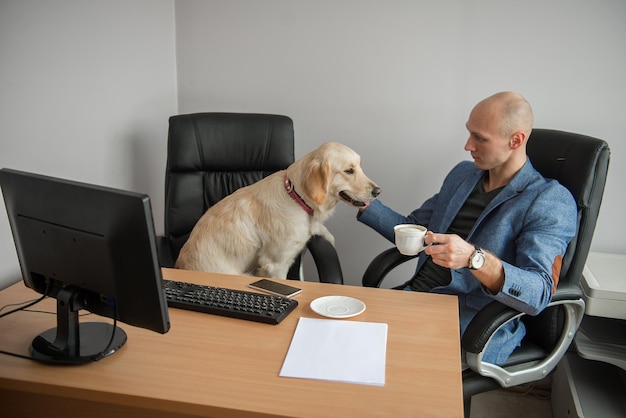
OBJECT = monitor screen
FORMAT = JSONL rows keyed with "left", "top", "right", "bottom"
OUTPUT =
{"left": 0, "top": 168, "right": 170, "bottom": 364}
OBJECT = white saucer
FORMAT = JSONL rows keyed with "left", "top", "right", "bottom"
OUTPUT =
{"left": 310, "top": 296, "right": 366, "bottom": 319}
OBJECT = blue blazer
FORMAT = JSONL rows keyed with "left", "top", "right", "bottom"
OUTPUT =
{"left": 358, "top": 159, "right": 577, "bottom": 364}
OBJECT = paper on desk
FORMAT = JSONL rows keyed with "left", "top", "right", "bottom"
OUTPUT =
{"left": 279, "top": 317, "right": 388, "bottom": 386}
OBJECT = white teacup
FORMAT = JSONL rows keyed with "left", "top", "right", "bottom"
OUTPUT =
{"left": 394, "top": 224, "right": 428, "bottom": 255}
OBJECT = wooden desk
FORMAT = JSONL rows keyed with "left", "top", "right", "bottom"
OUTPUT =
{"left": 0, "top": 268, "right": 462, "bottom": 417}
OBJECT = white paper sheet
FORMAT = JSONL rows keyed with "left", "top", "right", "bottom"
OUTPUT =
{"left": 279, "top": 317, "right": 388, "bottom": 386}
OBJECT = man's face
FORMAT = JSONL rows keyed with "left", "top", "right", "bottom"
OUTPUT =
{"left": 464, "top": 103, "right": 512, "bottom": 171}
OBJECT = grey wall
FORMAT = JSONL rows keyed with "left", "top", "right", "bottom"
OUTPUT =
{"left": 1, "top": 0, "right": 624, "bottom": 290}
{"left": 0, "top": 0, "right": 177, "bottom": 289}
{"left": 175, "top": 0, "right": 626, "bottom": 286}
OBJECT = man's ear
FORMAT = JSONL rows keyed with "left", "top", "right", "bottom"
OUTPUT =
{"left": 510, "top": 131, "right": 526, "bottom": 149}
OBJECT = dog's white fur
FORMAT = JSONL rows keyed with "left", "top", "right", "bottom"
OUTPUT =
{"left": 175, "top": 142, "right": 380, "bottom": 278}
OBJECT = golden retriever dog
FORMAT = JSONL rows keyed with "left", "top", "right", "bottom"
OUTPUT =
{"left": 175, "top": 142, "right": 380, "bottom": 278}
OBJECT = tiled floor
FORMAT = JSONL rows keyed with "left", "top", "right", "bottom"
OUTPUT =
{"left": 470, "top": 378, "right": 553, "bottom": 418}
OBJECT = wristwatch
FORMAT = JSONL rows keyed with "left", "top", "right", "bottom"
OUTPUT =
{"left": 468, "top": 246, "right": 485, "bottom": 270}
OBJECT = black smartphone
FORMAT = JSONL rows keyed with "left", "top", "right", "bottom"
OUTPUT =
{"left": 248, "top": 279, "right": 302, "bottom": 298}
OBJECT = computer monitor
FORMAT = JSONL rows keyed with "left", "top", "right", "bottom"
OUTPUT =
{"left": 0, "top": 168, "right": 170, "bottom": 364}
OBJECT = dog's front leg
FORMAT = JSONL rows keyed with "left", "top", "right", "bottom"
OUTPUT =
{"left": 256, "top": 249, "right": 302, "bottom": 280}
{"left": 310, "top": 224, "right": 335, "bottom": 246}
{"left": 257, "top": 241, "right": 306, "bottom": 279}
{"left": 256, "top": 265, "right": 289, "bottom": 280}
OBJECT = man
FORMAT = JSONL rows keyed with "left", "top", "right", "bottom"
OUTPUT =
{"left": 358, "top": 91, "right": 577, "bottom": 364}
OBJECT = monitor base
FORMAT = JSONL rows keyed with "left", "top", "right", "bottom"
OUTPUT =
{"left": 30, "top": 322, "right": 127, "bottom": 365}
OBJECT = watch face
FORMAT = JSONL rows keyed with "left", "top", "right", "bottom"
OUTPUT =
{"left": 471, "top": 249, "right": 485, "bottom": 269}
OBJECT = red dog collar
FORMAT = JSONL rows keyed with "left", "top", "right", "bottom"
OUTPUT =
{"left": 284, "top": 175, "right": 314, "bottom": 216}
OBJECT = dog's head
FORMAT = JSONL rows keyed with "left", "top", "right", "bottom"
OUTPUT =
{"left": 289, "top": 142, "right": 381, "bottom": 211}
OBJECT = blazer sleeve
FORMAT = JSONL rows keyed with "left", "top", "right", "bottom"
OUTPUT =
{"left": 489, "top": 181, "right": 577, "bottom": 314}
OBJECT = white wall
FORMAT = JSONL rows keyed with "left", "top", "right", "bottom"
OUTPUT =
{"left": 0, "top": 0, "right": 178, "bottom": 289}
{"left": 175, "top": 0, "right": 626, "bottom": 286}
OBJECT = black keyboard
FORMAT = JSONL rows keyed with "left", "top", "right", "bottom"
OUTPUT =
{"left": 163, "top": 280, "right": 298, "bottom": 325}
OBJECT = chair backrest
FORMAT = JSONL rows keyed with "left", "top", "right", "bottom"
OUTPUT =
{"left": 526, "top": 129, "right": 610, "bottom": 288}
{"left": 523, "top": 129, "right": 610, "bottom": 350}
{"left": 164, "top": 112, "right": 295, "bottom": 259}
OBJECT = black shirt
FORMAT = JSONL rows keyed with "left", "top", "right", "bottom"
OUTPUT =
{"left": 409, "top": 177, "right": 503, "bottom": 292}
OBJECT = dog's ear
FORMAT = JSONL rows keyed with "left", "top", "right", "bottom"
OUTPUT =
{"left": 302, "top": 159, "right": 331, "bottom": 205}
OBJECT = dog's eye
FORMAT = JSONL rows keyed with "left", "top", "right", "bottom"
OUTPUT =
{"left": 344, "top": 168, "right": 355, "bottom": 175}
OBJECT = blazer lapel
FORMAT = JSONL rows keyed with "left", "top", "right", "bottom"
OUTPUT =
{"left": 439, "top": 168, "right": 484, "bottom": 232}
{"left": 470, "top": 160, "right": 535, "bottom": 236}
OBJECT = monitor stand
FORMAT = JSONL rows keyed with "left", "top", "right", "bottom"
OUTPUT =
{"left": 30, "top": 287, "right": 127, "bottom": 364}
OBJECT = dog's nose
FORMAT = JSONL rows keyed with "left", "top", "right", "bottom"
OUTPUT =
{"left": 371, "top": 187, "right": 381, "bottom": 197}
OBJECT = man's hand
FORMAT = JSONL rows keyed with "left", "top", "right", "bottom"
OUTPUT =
{"left": 424, "top": 231, "right": 504, "bottom": 293}
{"left": 423, "top": 232, "right": 474, "bottom": 269}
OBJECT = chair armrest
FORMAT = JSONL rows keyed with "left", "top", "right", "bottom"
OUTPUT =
{"left": 461, "top": 301, "right": 523, "bottom": 355}
{"left": 551, "top": 282, "right": 584, "bottom": 301}
{"left": 463, "top": 283, "right": 585, "bottom": 387}
{"left": 462, "top": 283, "right": 584, "bottom": 354}
{"left": 157, "top": 236, "right": 176, "bottom": 268}
{"left": 306, "top": 235, "right": 343, "bottom": 284}
{"left": 362, "top": 247, "right": 418, "bottom": 287}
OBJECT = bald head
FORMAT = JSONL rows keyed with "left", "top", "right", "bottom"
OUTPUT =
{"left": 475, "top": 91, "right": 534, "bottom": 139}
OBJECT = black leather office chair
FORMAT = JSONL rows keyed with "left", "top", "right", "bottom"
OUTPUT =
{"left": 361, "top": 129, "right": 610, "bottom": 416}
{"left": 157, "top": 112, "right": 343, "bottom": 284}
